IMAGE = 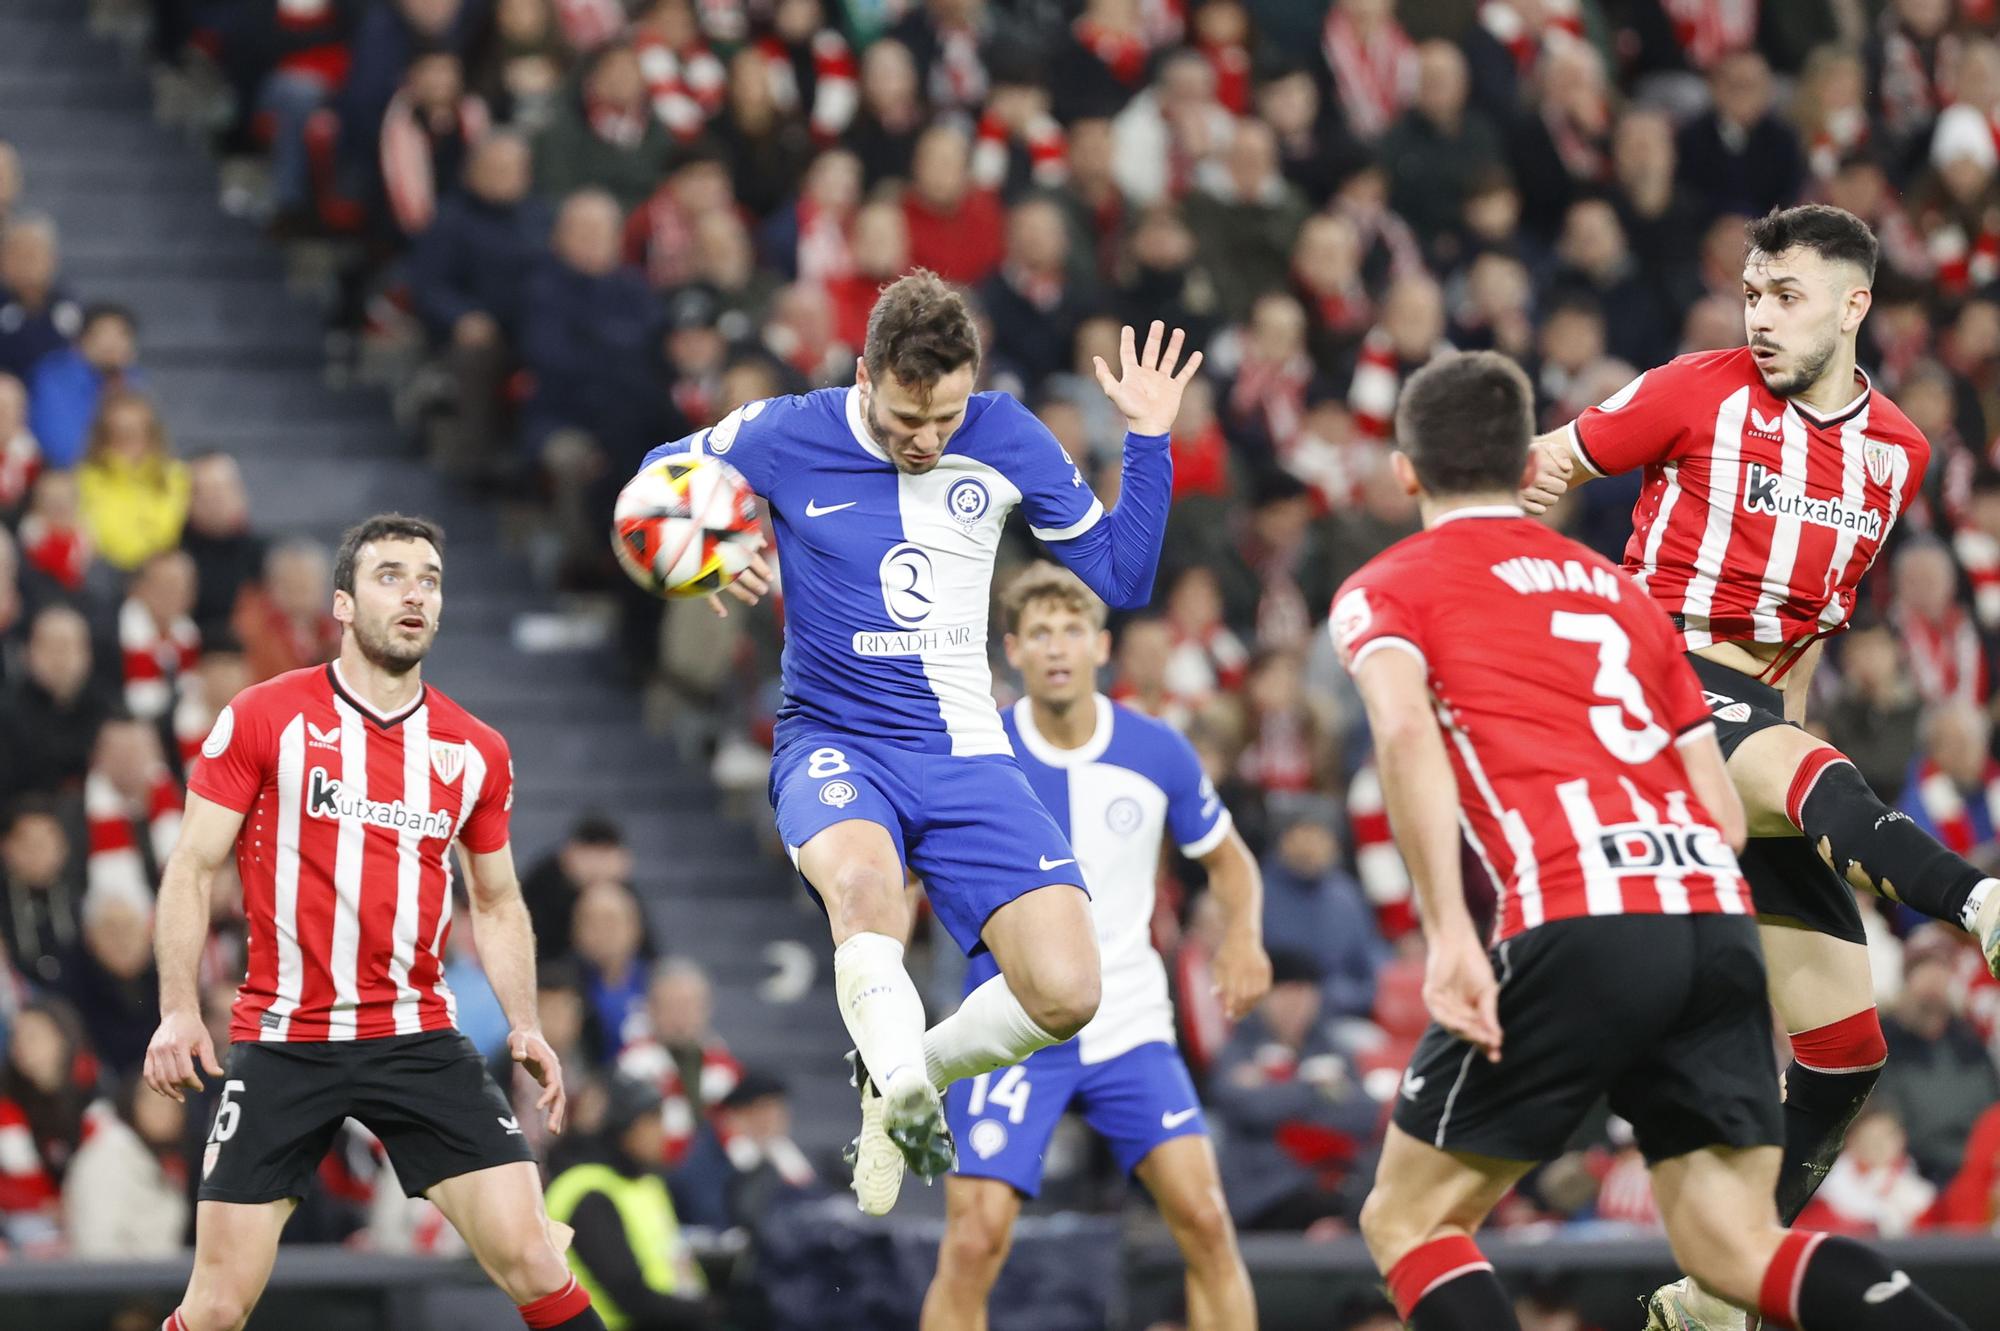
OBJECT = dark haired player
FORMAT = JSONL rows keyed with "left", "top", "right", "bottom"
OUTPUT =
{"left": 143, "top": 515, "right": 603, "bottom": 1331}
{"left": 1524, "top": 204, "right": 2000, "bottom": 1329}
{"left": 631, "top": 271, "right": 1202, "bottom": 1213}
{"left": 1342, "top": 351, "right": 1970, "bottom": 1331}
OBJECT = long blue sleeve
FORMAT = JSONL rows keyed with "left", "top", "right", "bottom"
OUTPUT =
{"left": 1045, "top": 433, "right": 1172, "bottom": 609}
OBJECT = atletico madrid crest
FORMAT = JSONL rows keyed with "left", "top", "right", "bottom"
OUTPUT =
{"left": 430, "top": 740, "right": 466, "bottom": 785}
{"left": 1863, "top": 439, "right": 1897, "bottom": 487}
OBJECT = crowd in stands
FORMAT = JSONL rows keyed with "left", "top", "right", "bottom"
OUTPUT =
{"left": 6, "top": 0, "right": 2000, "bottom": 1312}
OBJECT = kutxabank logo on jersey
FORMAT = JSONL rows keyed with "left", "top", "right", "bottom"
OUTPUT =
{"left": 1740, "top": 462, "right": 1882, "bottom": 538}
{"left": 306, "top": 767, "right": 456, "bottom": 840}
{"left": 855, "top": 541, "right": 979, "bottom": 656}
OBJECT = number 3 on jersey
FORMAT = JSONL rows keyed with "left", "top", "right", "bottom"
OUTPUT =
{"left": 1552, "top": 612, "right": 1669, "bottom": 764}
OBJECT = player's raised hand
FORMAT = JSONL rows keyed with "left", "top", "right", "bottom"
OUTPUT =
{"left": 511, "top": 1028, "right": 569, "bottom": 1134}
{"left": 708, "top": 545, "right": 774, "bottom": 619}
{"left": 143, "top": 1008, "right": 224, "bottom": 1104}
{"left": 1212, "top": 930, "right": 1273, "bottom": 1021}
{"left": 1520, "top": 436, "right": 1573, "bottom": 515}
{"left": 1094, "top": 320, "right": 1204, "bottom": 437}
{"left": 1422, "top": 928, "right": 1503, "bottom": 1064}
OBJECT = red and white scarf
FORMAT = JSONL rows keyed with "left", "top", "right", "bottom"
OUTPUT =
{"left": 19, "top": 514, "right": 88, "bottom": 590}
{"left": 1074, "top": 16, "right": 1152, "bottom": 87}
{"left": 1808, "top": 105, "right": 1870, "bottom": 179}
{"left": 634, "top": 33, "right": 726, "bottom": 141}
{"left": 1230, "top": 348, "right": 1312, "bottom": 449}
{"left": 1954, "top": 524, "right": 2000, "bottom": 631}
{"left": 85, "top": 765, "right": 183, "bottom": 898}
{"left": 0, "top": 429, "right": 38, "bottom": 511}
{"left": 795, "top": 197, "right": 855, "bottom": 287}
{"left": 379, "top": 90, "right": 490, "bottom": 235}
{"left": 1347, "top": 761, "right": 1415, "bottom": 938}
{"left": 1915, "top": 758, "right": 2000, "bottom": 856}
{"left": 1898, "top": 604, "right": 1987, "bottom": 706}
{"left": 1928, "top": 213, "right": 2000, "bottom": 297}
{"left": 120, "top": 596, "right": 201, "bottom": 722}
{"left": 929, "top": 22, "right": 988, "bottom": 112}
{"left": 1876, "top": 17, "right": 1961, "bottom": 139}
{"left": 1321, "top": 8, "right": 1416, "bottom": 141}
{"left": 1478, "top": 1, "right": 1584, "bottom": 74}
{"left": 1199, "top": 37, "right": 1252, "bottom": 114}
{"left": 972, "top": 108, "right": 1069, "bottom": 191}
{"left": 755, "top": 32, "right": 860, "bottom": 144}
{"left": 1658, "top": 0, "right": 1759, "bottom": 70}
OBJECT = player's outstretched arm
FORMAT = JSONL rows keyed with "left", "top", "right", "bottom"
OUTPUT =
{"left": 1199, "top": 828, "right": 1272, "bottom": 1021}
{"left": 458, "top": 842, "right": 568, "bottom": 1133}
{"left": 1093, "top": 320, "right": 1203, "bottom": 437}
{"left": 143, "top": 793, "right": 243, "bottom": 1102}
{"left": 1353, "top": 648, "right": 1503, "bottom": 1063}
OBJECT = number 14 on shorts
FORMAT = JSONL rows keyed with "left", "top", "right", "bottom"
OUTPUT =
{"left": 968, "top": 1066, "right": 1032, "bottom": 1124}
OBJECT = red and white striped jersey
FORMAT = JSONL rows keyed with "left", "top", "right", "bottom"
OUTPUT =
{"left": 1332, "top": 509, "right": 1747, "bottom": 945}
{"left": 187, "top": 664, "right": 514, "bottom": 1044}
{"left": 1568, "top": 348, "right": 1929, "bottom": 664}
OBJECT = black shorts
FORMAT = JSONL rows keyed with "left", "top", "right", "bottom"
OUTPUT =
{"left": 197, "top": 1029, "right": 534, "bottom": 1205}
{"left": 1392, "top": 915, "right": 1782, "bottom": 1165}
{"left": 1687, "top": 654, "right": 1867, "bottom": 944}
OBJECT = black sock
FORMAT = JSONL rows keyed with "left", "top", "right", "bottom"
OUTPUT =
{"left": 1409, "top": 1271, "right": 1521, "bottom": 1331}
{"left": 1795, "top": 760, "right": 1984, "bottom": 926}
{"left": 1790, "top": 1235, "right": 1969, "bottom": 1330}
{"left": 542, "top": 1309, "right": 606, "bottom": 1330}
{"left": 1777, "top": 1060, "right": 1883, "bottom": 1222}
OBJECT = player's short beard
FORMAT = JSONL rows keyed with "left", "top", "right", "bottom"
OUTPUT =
{"left": 1760, "top": 329, "right": 1838, "bottom": 399}
{"left": 352, "top": 612, "right": 432, "bottom": 675}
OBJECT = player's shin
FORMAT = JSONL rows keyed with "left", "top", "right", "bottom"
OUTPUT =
{"left": 1385, "top": 1236, "right": 1520, "bottom": 1331}
{"left": 1790, "top": 754, "right": 1995, "bottom": 935}
{"left": 834, "top": 932, "right": 931, "bottom": 1089}
{"left": 1776, "top": 1011, "right": 1886, "bottom": 1223}
{"left": 1758, "top": 1233, "right": 1969, "bottom": 1330}
{"left": 921, "top": 974, "right": 1062, "bottom": 1088}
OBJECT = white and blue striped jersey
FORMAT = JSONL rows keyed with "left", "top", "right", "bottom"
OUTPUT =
{"left": 639, "top": 387, "right": 1172, "bottom": 757}
{"left": 967, "top": 695, "right": 1232, "bottom": 1063}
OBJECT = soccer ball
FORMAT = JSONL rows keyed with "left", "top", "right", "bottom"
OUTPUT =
{"left": 611, "top": 453, "right": 762, "bottom": 598}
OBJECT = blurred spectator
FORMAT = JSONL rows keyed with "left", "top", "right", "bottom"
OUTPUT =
{"left": 83, "top": 715, "right": 182, "bottom": 901}
{"left": 625, "top": 148, "right": 736, "bottom": 292}
{"left": 173, "top": 647, "right": 251, "bottom": 776}
{"left": 1051, "top": 0, "right": 1155, "bottom": 123}
{"left": 26, "top": 304, "right": 142, "bottom": 471}
{"left": 178, "top": 452, "right": 264, "bottom": 645}
{"left": 971, "top": 49, "right": 1066, "bottom": 197}
{"left": 1935, "top": 1101, "right": 2000, "bottom": 1229}
{"left": 1162, "top": 565, "right": 1248, "bottom": 707}
{"left": 533, "top": 43, "right": 676, "bottom": 213}
{"left": 573, "top": 879, "right": 651, "bottom": 1057}
{"left": 1901, "top": 700, "right": 2000, "bottom": 863}
{"left": 1677, "top": 50, "right": 1806, "bottom": 222}
{"left": 1893, "top": 537, "right": 1986, "bottom": 706}
{"left": 1210, "top": 949, "right": 1380, "bottom": 1231}
{"left": 713, "top": 46, "right": 815, "bottom": 219}
{"left": 0, "top": 139, "right": 17, "bottom": 230}
{"left": 338, "top": 0, "right": 484, "bottom": 198}
{"left": 891, "top": 0, "right": 995, "bottom": 119}
{"left": 494, "top": 958, "right": 593, "bottom": 1162}
{"left": 0, "top": 527, "right": 19, "bottom": 681}
{"left": 1825, "top": 621, "right": 1924, "bottom": 802}
{"left": 1211, "top": 466, "right": 1340, "bottom": 649}
{"left": 1381, "top": 39, "right": 1502, "bottom": 251}
{"left": 1611, "top": 108, "right": 1704, "bottom": 305}
{"left": 1236, "top": 650, "right": 1336, "bottom": 796}
{"left": 1115, "top": 205, "right": 1224, "bottom": 361}
{"left": 902, "top": 123, "right": 1004, "bottom": 284}
{"left": 1110, "top": 615, "right": 1187, "bottom": 729}
{"left": 1866, "top": 0, "right": 1961, "bottom": 169}
{"left": 1185, "top": 119, "right": 1308, "bottom": 323}
{"left": 978, "top": 196, "right": 1092, "bottom": 394}
{"left": 1875, "top": 925, "right": 2000, "bottom": 1182}
{"left": 1291, "top": 213, "right": 1375, "bottom": 372}
{"left": 1797, "top": 1105, "right": 1939, "bottom": 1238}
{"left": 62, "top": 879, "right": 160, "bottom": 1078}
{"left": 76, "top": 390, "right": 190, "bottom": 573}
{"left": 760, "top": 0, "right": 859, "bottom": 149}
{"left": 617, "top": 959, "right": 742, "bottom": 1165}
{"left": 846, "top": 38, "right": 926, "bottom": 188}
{"left": 0, "top": 998, "right": 93, "bottom": 1249}
{"left": 118, "top": 550, "right": 201, "bottom": 724}
{"left": 379, "top": 46, "right": 491, "bottom": 237}
{"left": 630, "top": 0, "right": 725, "bottom": 143}
{"left": 766, "top": 145, "right": 860, "bottom": 287}
{"left": 20, "top": 470, "right": 86, "bottom": 597}
{"left": 1952, "top": 469, "right": 2000, "bottom": 636}
{"left": 1914, "top": 103, "right": 2000, "bottom": 300}
{"left": 1795, "top": 47, "right": 1872, "bottom": 182}
{"left": 1111, "top": 48, "right": 1231, "bottom": 209}
{"left": 235, "top": 540, "right": 340, "bottom": 683}
{"left": 1257, "top": 64, "right": 1358, "bottom": 211}
{"left": 523, "top": 816, "right": 632, "bottom": 965}
{"left": 441, "top": 898, "right": 511, "bottom": 1060}
{"left": 1220, "top": 291, "right": 1315, "bottom": 464}
{"left": 223, "top": 0, "right": 359, "bottom": 226}
{"left": 825, "top": 200, "right": 910, "bottom": 351}
{"left": 543, "top": 1074, "right": 715, "bottom": 1328}
{"left": 759, "top": 281, "right": 849, "bottom": 386}
{"left": 1345, "top": 273, "right": 1449, "bottom": 441}
{"left": 1506, "top": 39, "right": 1612, "bottom": 243}
{"left": 1318, "top": 0, "right": 1415, "bottom": 145}
{"left": 0, "top": 799, "right": 79, "bottom": 990}
{"left": 672, "top": 1069, "right": 817, "bottom": 1229}
{"left": 1258, "top": 798, "right": 1387, "bottom": 1019}
{"left": 0, "top": 371, "right": 37, "bottom": 521}
{"left": 62, "top": 1078, "right": 188, "bottom": 1258}
{"left": 0, "top": 605, "right": 108, "bottom": 805}
{"left": 471, "top": 0, "right": 573, "bottom": 126}
{"left": 0, "top": 216, "right": 80, "bottom": 382}
{"left": 1547, "top": 199, "right": 1670, "bottom": 369}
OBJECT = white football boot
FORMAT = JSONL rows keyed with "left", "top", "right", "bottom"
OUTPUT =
{"left": 1642, "top": 1277, "right": 1758, "bottom": 1331}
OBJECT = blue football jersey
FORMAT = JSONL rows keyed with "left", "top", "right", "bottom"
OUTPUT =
{"left": 639, "top": 386, "right": 1170, "bottom": 756}
{"left": 968, "top": 695, "right": 1232, "bottom": 1063}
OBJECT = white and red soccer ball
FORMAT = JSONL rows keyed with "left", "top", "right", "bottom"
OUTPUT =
{"left": 611, "top": 453, "right": 763, "bottom": 598}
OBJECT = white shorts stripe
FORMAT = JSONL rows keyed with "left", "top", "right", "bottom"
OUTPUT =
{"left": 326, "top": 699, "right": 368, "bottom": 1039}
{"left": 267, "top": 715, "right": 308, "bottom": 1040}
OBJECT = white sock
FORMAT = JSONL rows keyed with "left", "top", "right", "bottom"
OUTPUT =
{"left": 833, "top": 932, "right": 929, "bottom": 1088}
{"left": 1962, "top": 879, "right": 1997, "bottom": 933}
{"left": 921, "top": 974, "right": 1062, "bottom": 1089}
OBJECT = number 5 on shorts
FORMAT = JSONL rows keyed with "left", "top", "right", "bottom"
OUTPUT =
{"left": 208, "top": 1079, "right": 247, "bottom": 1144}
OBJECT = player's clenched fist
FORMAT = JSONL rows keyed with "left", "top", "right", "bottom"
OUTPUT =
{"left": 1519, "top": 436, "right": 1572, "bottom": 515}
{"left": 144, "top": 1008, "right": 224, "bottom": 1103}
{"left": 1094, "top": 320, "right": 1205, "bottom": 437}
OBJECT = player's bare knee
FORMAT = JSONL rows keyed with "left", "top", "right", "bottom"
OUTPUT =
{"left": 490, "top": 1228, "right": 571, "bottom": 1303}
{"left": 825, "top": 861, "right": 902, "bottom": 936}
{"left": 180, "top": 1290, "right": 253, "bottom": 1331}
{"left": 1022, "top": 968, "right": 1098, "bottom": 1040}
{"left": 939, "top": 1209, "right": 1012, "bottom": 1284}
{"left": 1357, "top": 1183, "right": 1425, "bottom": 1270}
{"left": 1166, "top": 1187, "right": 1236, "bottom": 1264}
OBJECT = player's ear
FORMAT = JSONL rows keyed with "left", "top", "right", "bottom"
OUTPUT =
{"left": 332, "top": 588, "right": 354, "bottom": 627}
{"left": 1093, "top": 628, "right": 1112, "bottom": 668}
{"left": 1002, "top": 632, "right": 1021, "bottom": 669}
{"left": 1390, "top": 450, "right": 1421, "bottom": 497}
{"left": 1844, "top": 283, "right": 1872, "bottom": 336}
{"left": 853, "top": 357, "right": 870, "bottom": 390}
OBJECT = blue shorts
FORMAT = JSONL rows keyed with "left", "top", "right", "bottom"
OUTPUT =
{"left": 943, "top": 1040, "right": 1207, "bottom": 1198}
{"left": 770, "top": 731, "right": 1084, "bottom": 956}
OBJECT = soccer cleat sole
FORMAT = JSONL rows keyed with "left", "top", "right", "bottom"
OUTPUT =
{"left": 846, "top": 1050, "right": 904, "bottom": 1216}
{"left": 1641, "top": 1286, "right": 1758, "bottom": 1331}
{"left": 882, "top": 1074, "right": 955, "bottom": 1183}
{"left": 1976, "top": 888, "right": 2000, "bottom": 980}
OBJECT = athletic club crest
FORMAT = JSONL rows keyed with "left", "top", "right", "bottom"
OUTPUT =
{"left": 430, "top": 740, "right": 466, "bottom": 785}
{"left": 1863, "top": 439, "right": 1898, "bottom": 487}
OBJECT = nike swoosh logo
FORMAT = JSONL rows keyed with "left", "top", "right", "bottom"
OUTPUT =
{"left": 1038, "top": 855, "right": 1075, "bottom": 870}
{"left": 1161, "top": 1108, "right": 1200, "bottom": 1129}
{"left": 1863, "top": 1271, "right": 1910, "bottom": 1305}
{"left": 805, "top": 499, "right": 857, "bottom": 517}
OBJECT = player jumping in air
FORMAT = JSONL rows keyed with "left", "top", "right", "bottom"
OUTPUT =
{"left": 143, "top": 515, "right": 600, "bottom": 1331}
{"left": 1522, "top": 204, "right": 2000, "bottom": 1330}
{"left": 1342, "top": 350, "right": 1971, "bottom": 1331}
{"left": 632, "top": 272, "right": 1201, "bottom": 1213}
{"left": 922, "top": 564, "right": 1270, "bottom": 1331}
